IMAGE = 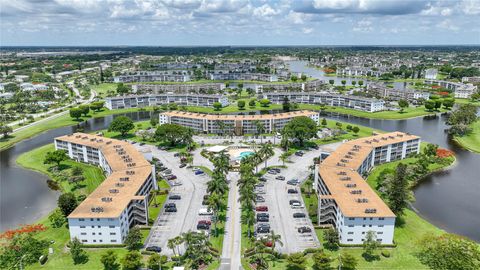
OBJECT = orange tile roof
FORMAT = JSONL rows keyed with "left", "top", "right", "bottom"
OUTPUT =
{"left": 55, "top": 133, "right": 153, "bottom": 219}
{"left": 318, "top": 131, "right": 419, "bottom": 218}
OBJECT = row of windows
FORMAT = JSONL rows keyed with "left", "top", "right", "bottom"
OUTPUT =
{"left": 348, "top": 217, "right": 385, "bottom": 221}
{"left": 80, "top": 232, "right": 116, "bottom": 236}
{"left": 81, "top": 239, "right": 117, "bottom": 243}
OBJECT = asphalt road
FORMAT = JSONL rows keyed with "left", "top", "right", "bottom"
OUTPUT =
{"left": 139, "top": 146, "right": 210, "bottom": 255}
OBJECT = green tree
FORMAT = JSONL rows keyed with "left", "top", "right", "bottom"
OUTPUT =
{"left": 150, "top": 117, "right": 158, "bottom": 127}
{"left": 0, "top": 232, "right": 49, "bottom": 269}
{"left": 446, "top": 104, "right": 478, "bottom": 136}
{"left": 398, "top": 99, "right": 409, "bottom": 112}
{"left": 90, "top": 101, "right": 105, "bottom": 112}
{"left": 358, "top": 80, "right": 364, "bottom": 87}
{"left": 249, "top": 99, "right": 256, "bottom": 107}
{"left": 238, "top": 100, "right": 246, "bottom": 110}
{"left": 100, "top": 250, "right": 120, "bottom": 270}
{"left": 323, "top": 228, "right": 339, "bottom": 250}
{"left": 108, "top": 116, "right": 134, "bottom": 137}
{"left": 70, "top": 238, "right": 88, "bottom": 264}
{"left": 312, "top": 250, "right": 333, "bottom": 270}
{"left": 155, "top": 123, "right": 193, "bottom": 146}
{"left": 425, "top": 99, "right": 436, "bottom": 111}
{"left": 283, "top": 96, "right": 291, "bottom": 112}
{"left": 301, "top": 74, "right": 307, "bottom": 81}
{"left": 0, "top": 123, "right": 13, "bottom": 138}
{"left": 48, "top": 208, "right": 66, "bottom": 228}
{"left": 339, "top": 252, "right": 358, "bottom": 270}
{"left": 260, "top": 98, "right": 271, "bottom": 107}
{"left": 259, "top": 143, "right": 274, "bottom": 169}
{"left": 44, "top": 150, "right": 68, "bottom": 167}
{"left": 423, "top": 143, "right": 439, "bottom": 158}
{"left": 352, "top": 126, "right": 360, "bottom": 136}
{"left": 213, "top": 102, "right": 222, "bottom": 111}
{"left": 442, "top": 98, "right": 455, "bottom": 109}
{"left": 282, "top": 116, "right": 317, "bottom": 146}
{"left": 351, "top": 81, "right": 357, "bottom": 87}
{"left": 169, "top": 103, "right": 178, "bottom": 110}
{"left": 418, "top": 233, "right": 480, "bottom": 270}
{"left": 147, "top": 254, "right": 167, "bottom": 270}
{"left": 341, "top": 80, "right": 346, "bottom": 86}
{"left": 363, "top": 231, "right": 379, "bottom": 260}
{"left": 116, "top": 83, "right": 130, "bottom": 95}
{"left": 69, "top": 107, "right": 82, "bottom": 120}
{"left": 58, "top": 192, "right": 78, "bottom": 216}
{"left": 328, "top": 79, "right": 334, "bottom": 85}
{"left": 291, "top": 75, "right": 298, "bottom": 82}
{"left": 287, "top": 252, "right": 307, "bottom": 270}
{"left": 121, "top": 251, "right": 143, "bottom": 270}
{"left": 386, "top": 163, "right": 411, "bottom": 216}
{"left": 78, "top": 104, "right": 90, "bottom": 116}
{"left": 321, "top": 118, "right": 327, "bottom": 126}
{"left": 124, "top": 227, "right": 142, "bottom": 250}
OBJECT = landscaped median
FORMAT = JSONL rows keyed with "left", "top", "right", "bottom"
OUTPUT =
{"left": 453, "top": 120, "right": 480, "bottom": 153}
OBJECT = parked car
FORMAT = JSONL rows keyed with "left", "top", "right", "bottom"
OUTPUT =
{"left": 255, "top": 184, "right": 265, "bottom": 188}
{"left": 139, "top": 142, "right": 146, "bottom": 146}
{"left": 287, "top": 189, "right": 298, "bottom": 194}
{"left": 293, "top": 213, "right": 306, "bottom": 218}
{"left": 197, "top": 223, "right": 210, "bottom": 230}
{"left": 257, "top": 216, "right": 269, "bottom": 222}
{"left": 295, "top": 151, "right": 304, "bottom": 157}
{"left": 255, "top": 196, "right": 265, "bottom": 203}
{"left": 179, "top": 163, "right": 187, "bottom": 168}
{"left": 259, "top": 177, "right": 267, "bottom": 182}
{"left": 275, "top": 176, "right": 285, "bottom": 181}
{"left": 166, "top": 175, "right": 177, "bottom": 180}
{"left": 257, "top": 213, "right": 269, "bottom": 218}
{"left": 199, "top": 208, "right": 213, "bottom": 215}
{"left": 255, "top": 188, "right": 266, "bottom": 194}
{"left": 169, "top": 194, "right": 181, "bottom": 200}
{"left": 255, "top": 206, "right": 268, "bottom": 212}
{"left": 195, "top": 170, "right": 204, "bottom": 175}
{"left": 287, "top": 179, "right": 299, "bottom": 185}
{"left": 146, "top": 246, "right": 162, "bottom": 252}
{"left": 174, "top": 153, "right": 180, "bottom": 157}
{"left": 298, "top": 226, "right": 312, "bottom": 233}
{"left": 257, "top": 225, "right": 270, "bottom": 233}
{"left": 289, "top": 199, "right": 301, "bottom": 205}
{"left": 273, "top": 168, "right": 281, "bottom": 173}
{"left": 198, "top": 220, "right": 212, "bottom": 225}
{"left": 165, "top": 203, "right": 176, "bottom": 209}
{"left": 291, "top": 202, "right": 303, "bottom": 208}
{"left": 267, "top": 170, "right": 277, "bottom": 175}
{"left": 165, "top": 207, "right": 177, "bottom": 213}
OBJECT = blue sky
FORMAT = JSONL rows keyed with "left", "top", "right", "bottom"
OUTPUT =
{"left": 1, "top": 0, "right": 479, "bottom": 46}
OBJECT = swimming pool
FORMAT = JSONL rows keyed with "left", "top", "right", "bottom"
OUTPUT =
{"left": 237, "top": 151, "right": 254, "bottom": 160}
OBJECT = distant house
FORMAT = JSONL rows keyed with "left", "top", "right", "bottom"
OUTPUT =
{"left": 0, "top": 92, "right": 14, "bottom": 99}
{"left": 424, "top": 69, "right": 438, "bottom": 80}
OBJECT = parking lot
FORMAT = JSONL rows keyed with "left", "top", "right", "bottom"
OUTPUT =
{"left": 254, "top": 144, "right": 342, "bottom": 253}
{"left": 137, "top": 145, "right": 212, "bottom": 255}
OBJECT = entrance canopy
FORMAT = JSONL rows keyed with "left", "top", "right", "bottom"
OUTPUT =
{"left": 205, "top": 145, "right": 228, "bottom": 153}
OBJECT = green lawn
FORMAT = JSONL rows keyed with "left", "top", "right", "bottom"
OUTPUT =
{"left": 16, "top": 144, "right": 105, "bottom": 195}
{"left": 455, "top": 98, "right": 480, "bottom": 106}
{"left": 90, "top": 83, "right": 117, "bottom": 98}
{"left": 454, "top": 120, "right": 480, "bottom": 153}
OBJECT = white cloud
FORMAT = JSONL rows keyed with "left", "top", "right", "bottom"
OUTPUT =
{"left": 302, "top": 27, "right": 314, "bottom": 34}
{"left": 438, "top": 19, "right": 459, "bottom": 31}
{"left": 460, "top": 0, "right": 480, "bottom": 15}
{"left": 352, "top": 18, "right": 373, "bottom": 33}
{"left": 288, "top": 11, "right": 305, "bottom": 24}
{"left": 253, "top": 4, "right": 279, "bottom": 17}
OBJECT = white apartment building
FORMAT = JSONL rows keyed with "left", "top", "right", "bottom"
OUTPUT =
{"left": 315, "top": 132, "right": 421, "bottom": 245}
{"left": 263, "top": 92, "right": 385, "bottom": 112}
{"left": 462, "top": 76, "right": 480, "bottom": 84}
{"left": 425, "top": 79, "right": 478, "bottom": 98}
{"left": 132, "top": 83, "right": 226, "bottom": 94}
{"left": 159, "top": 110, "right": 319, "bottom": 135}
{"left": 367, "top": 83, "right": 430, "bottom": 102}
{"left": 208, "top": 73, "right": 278, "bottom": 82}
{"left": 424, "top": 68, "right": 438, "bottom": 80}
{"left": 104, "top": 94, "right": 229, "bottom": 110}
{"left": 114, "top": 71, "right": 191, "bottom": 83}
{"left": 55, "top": 133, "right": 157, "bottom": 245}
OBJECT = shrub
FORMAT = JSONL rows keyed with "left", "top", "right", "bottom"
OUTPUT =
{"left": 381, "top": 250, "right": 391, "bottom": 257}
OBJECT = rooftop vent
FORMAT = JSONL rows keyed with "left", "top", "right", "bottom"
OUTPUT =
{"left": 340, "top": 176, "right": 351, "bottom": 181}
{"left": 91, "top": 207, "right": 104, "bottom": 213}
{"left": 337, "top": 171, "right": 347, "bottom": 175}
{"left": 126, "top": 170, "right": 135, "bottom": 175}
{"left": 115, "top": 183, "right": 124, "bottom": 187}
{"left": 345, "top": 183, "right": 357, "bottom": 188}
{"left": 356, "top": 198, "right": 369, "bottom": 203}
{"left": 350, "top": 190, "right": 362, "bottom": 194}
{"left": 119, "top": 177, "right": 129, "bottom": 181}
{"left": 101, "top": 197, "right": 113, "bottom": 202}
{"left": 365, "top": 208, "right": 377, "bottom": 214}
{"left": 109, "top": 189, "right": 119, "bottom": 193}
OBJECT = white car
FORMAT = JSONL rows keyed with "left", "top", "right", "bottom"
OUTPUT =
{"left": 198, "top": 208, "right": 213, "bottom": 215}
{"left": 291, "top": 202, "right": 304, "bottom": 208}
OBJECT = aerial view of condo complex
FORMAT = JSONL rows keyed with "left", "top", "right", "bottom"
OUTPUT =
{"left": 1, "top": 1, "right": 480, "bottom": 270}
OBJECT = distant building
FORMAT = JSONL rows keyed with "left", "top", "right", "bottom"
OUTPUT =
{"left": 132, "top": 83, "right": 226, "bottom": 94}
{"left": 316, "top": 132, "right": 421, "bottom": 245}
{"left": 159, "top": 110, "right": 319, "bottom": 135}
{"left": 462, "top": 77, "right": 480, "bottom": 84}
{"left": 114, "top": 71, "right": 191, "bottom": 83}
{"left": 424, "top": 68, "right": 438, "bottom": 80}
{"left": 367, "top": 83, "right": 430, "bottom": 102}
{"left": 105, "top": 94, "right": 229, "bottom": 110}
{"left": 208, "top": 73, "right": 278, "bottom": 82}
{"left": 262, "top": 92, "right": 384, "bottom": 112}
{"left": 425, "top": 79, "right": 478, "bottom": 98}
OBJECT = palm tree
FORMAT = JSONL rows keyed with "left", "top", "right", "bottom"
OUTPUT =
{"left": 167, "top": 238, "right": 177, "bottom": 256}
{"left": 149, "top": 189, "right": 158, "bottom": 207}
{"left": 215, "top": 121, "right": 226, "bottom": 136}
{"left": 207, "top": 192, "right": 225, "bottom": 236}
{"left": 213, "top": 152, "right": 230, "bottom": 175}
{"left": 279, "top": 152, "right": 289, "bottom": 166}
{"left": 241, "top": 206, "right": 256, "bottom": 238}
{"left": 268, "top": 230, "right": 284, "bottom": 253}
{"left": 259, "top": 143, "right": 274, "bottom": 169}
{"left": 254, "top": 120, "right": 266, "bottom": 143}
{"left": 207, "top": 172, "right": 228, "bottom": 196}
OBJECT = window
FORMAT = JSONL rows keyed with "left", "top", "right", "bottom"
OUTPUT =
{"left": 363, "top": 217, "right": 366, "bottom": 220}
{"left": 370, "top": 218, "right": 373, "bottom": 220}
{"left": 378, "top": 239, "right": 383, "bottom": 242}
{"left": 379, "top": 225, "right": 384, "bottom": 227}
{"left": 348, "top": 232, "right": 354, "bottom": 235}
{"left": 348, "top": 217, "right": 354, "bottom": 220}
{"left": 109, "top": 225, "right": 115, "bottom": 228}
{"left": 98, "top": 226, "right": 101, "bottom": 228}
{"left": 99, "top": 233, "right": 102, "bottom": 235}
{"left": 362, "top": 225, "right": 366, "bottom": 227}
{"left": 80, "top": 226, "right": 86, "bottom": 228}
{"left": 378, "top": 232, "right": 383, "bottom": 235}
{"left": 379, "top": 217, "right": 385, "bottom": 220}
{"left": 99, "top": 240, "right": 103, "bottom": 243}
{"left": 362, "top": 232, "right": 365, "bottom": 234}
{"left": 91, "top": 226, "right": 94, "bottom": 228}
{"left": 369, "top": 225, "right": 372, "bottom": 227}
{"left": 92, "top": 233, "right": 95, "bottom": 235}
{"left": 97, "top": 218, "right": 100, "bottom": 221}
{"left": 81, "top": 233, "right": 86, "bottom": 235}
{"left": 348, "top": 225, "right": 354, "bottom": 227}
{"left": 111, "top": 240, "right": 117, "bottom": 243}
{"left": 79, "top": 218, "right": 85, "bottom": 221}
{"left": 347, "top": 239, "right": 353, "bottom": 242}
{"left": 110, "top": 232, "right": 116, "bottom": 235}
{"left": 93, "top": 240, "right": 96, "bottom": 243}
{"left": 81, "top": 240, "right": 87, "bottom": 243}
{"left": 90, "top": 218, "right": 94, "bottom": 221}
